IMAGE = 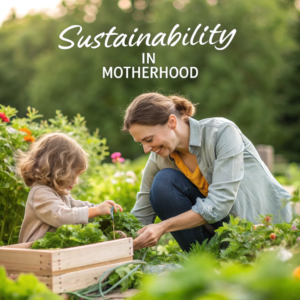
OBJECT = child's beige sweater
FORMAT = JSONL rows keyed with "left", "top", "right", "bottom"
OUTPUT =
{"left": 19, "top": 183, "right": 96, "bottom": 243}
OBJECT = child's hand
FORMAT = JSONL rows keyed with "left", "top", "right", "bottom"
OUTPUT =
{"left": 88, "top": 201, "right": 123, "bottom": 218}
{"left": 97, "top": 200, "right": 123, "bottom": 215}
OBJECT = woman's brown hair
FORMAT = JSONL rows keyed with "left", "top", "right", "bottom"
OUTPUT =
{"left": 16, "top": 132, "right": 88, "bottom": 194}
{"left": 122, "top": 92, "right": 196, "bottom": 132}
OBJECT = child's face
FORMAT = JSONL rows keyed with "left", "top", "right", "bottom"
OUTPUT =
{"left": 61, "top": 176, "right": 80, "bottom": 195}
{"left": 67, "top": 177, "right": 78, "bottom": 191}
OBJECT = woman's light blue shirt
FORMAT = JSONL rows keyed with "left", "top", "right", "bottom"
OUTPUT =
{"left": 131, "top": 117, "right": 293, "bottom": 225}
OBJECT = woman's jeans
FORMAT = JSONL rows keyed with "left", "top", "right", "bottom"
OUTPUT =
{"left": 150, "top": 168, "right": 229, "bottom": 252}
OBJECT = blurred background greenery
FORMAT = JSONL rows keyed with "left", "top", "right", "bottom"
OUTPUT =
{"left": 0, "top": 0, "right": 299, "bottom": 162}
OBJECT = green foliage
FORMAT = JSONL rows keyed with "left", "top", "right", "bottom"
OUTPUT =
{"left": 31, "top": 212, "right": 142, "bottom": 249}
{"left": 76, "top": 162, "right": 141, "bottom": 212}
{"left": 275, "top": 163, "right": 300, "bottom": 188}
{"left": 0, "top": 106, "right": 32, "bottom": 245}
{"left": 0, "top": 267, "right": 62, "bottom": 300}
{"left": 0, "top": 0, "right": 298, "bottom": 159}
{"left": 180, "top": 215, "right": 300, "bottom": 265}
{"left": 143, "top": 236, "right": 182, "bottom": 265}
{"left": 181, "top": 232, "right": 224, "bottom": 262}
{"left": 108, "top": 264, "right": 144, "bottom": 292}
{"left": 132, "top": 252, "right": 300, "bottom": 300}
{"left": 31, "top": 222, "right": 108, "bottom": 249}
{"left": 98, "top": 212, "right": 144, "bottom": 239}
{"left": 217, "top": 215, "right": 300, "bottom": 264}
{"left": 0, "top": 104, "right": 108, "bottom": 245}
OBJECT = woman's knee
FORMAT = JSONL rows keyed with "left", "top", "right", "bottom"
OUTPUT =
{"left": 150, "top": 168, "right": 181, "bottom": 207}
{"left": 151, "top": 168, "right": 181, "bottom": 193}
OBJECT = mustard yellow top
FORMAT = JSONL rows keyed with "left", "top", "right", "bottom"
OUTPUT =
{"left": 170, "top": 151, "right": 209, "bottom": 197}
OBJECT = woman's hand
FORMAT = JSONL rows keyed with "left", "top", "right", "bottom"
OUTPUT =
{"left": 133, "top": 210, "right": 207, "bottom": 250}
{"left": 88, "top": 200, "right": 123, "bottom": 218}
{"left": 133, "top": 223, "right": 165, "bottom": 250}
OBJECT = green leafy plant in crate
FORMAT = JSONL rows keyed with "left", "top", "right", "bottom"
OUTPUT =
{"left": 31, "top": 222, "right": 108, "bottom": 249}
{"left": 30, "top": 212, "right": 143, "bottom": 250}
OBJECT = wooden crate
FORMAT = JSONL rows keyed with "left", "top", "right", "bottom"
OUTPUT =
{"left": 0, "top": 238, "right": 133, "bottom": 293}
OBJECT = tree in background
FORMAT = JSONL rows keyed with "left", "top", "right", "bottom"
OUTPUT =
{"left": 0, "top": 0, "right": 298, "bottom": 160}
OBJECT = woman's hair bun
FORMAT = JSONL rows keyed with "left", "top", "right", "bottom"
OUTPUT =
{"left": 167, "top": 95, "right": 196, "bottom": 117}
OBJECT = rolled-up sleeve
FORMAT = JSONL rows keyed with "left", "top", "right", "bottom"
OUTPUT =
{"left": 32, "top": 188, "right": 89, "bottom": 228}
{"left": 131, "top": 153, "right": 159, "bottom": 225}
{"left": 192, "top": 124, "right": 244, "bottom": 223}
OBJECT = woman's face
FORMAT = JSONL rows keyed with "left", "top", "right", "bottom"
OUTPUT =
{"left": 129, "top": 119, "right": 177, "bottom": 157}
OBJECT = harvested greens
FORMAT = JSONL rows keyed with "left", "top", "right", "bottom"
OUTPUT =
{"left": 31, "top": 212, "right": 142, "bottom": 249}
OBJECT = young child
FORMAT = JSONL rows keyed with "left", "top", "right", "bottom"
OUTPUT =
{"left": 17, "top": 132, "right": 122, "bottom": 243}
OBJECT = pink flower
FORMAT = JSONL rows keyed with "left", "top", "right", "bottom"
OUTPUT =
{"left": 111, "top": 152, "right": 121, "bottom": 159}
{"left": 292, "top": 225, "right": 298, "bottom": 231}
{"left": 112, "top": 157, "right": 125, "bottom": 163}
{"left": 111, "top": 152, "right": 125, "bottom": 163}
{"left": 118, "top": 157, "right": 125, "bottom": 163}
{"left": 0, "top": 112, "right": 10, "bottom": 123}
{"left": 297, "top": 237, "right": 300, "bottom": 243}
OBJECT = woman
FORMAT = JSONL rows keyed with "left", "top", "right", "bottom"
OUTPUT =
{"left": 123, "top": 92, "right": 292, "bottom": 251}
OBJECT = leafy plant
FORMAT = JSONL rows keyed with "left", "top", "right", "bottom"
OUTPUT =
{"left": 179, "top": 215, "right": 300, "bottom": 265}
{"left": 98, "top": 212, "right": 144, "bottom": 239}
{"left": 0, "top": 267, "right": 62, "bottom": 300}
{"left": 31, "top": 222, "right": 108, "bottom": 249}
{"left": 108, "top": 264, "right": 144, "bottom": 292}
{"left": 132, "top": 252, "right": 300, "bottom": 300}
{"left": 31, "top": 212, "right": 143, "bottom": 249}
{"left": 215, "top": 215, "right": 300, "bottom": 264}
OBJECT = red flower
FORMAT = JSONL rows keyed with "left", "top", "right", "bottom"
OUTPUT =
{"left": 270, "top": 233, "right": 276, "bottom": 240}
{"left": 0, "top": 112, "right": 10, "bottom": 123}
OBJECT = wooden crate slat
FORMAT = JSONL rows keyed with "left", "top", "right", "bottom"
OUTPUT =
{"left": 53, "top": 257, "right": 133, "bottom": 276}
{"left": 0, "top": 248, "right": 52, "bottom": 275}
{"left": 51, "top": 238, "right": 133, "bottom": 272}
{"left": 51, "top": 259, "right": 133, "bottom": 293}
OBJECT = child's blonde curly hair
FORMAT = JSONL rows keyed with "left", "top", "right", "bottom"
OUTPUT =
{"left": 16, "top": 132, "right": 88, "bottom": 194}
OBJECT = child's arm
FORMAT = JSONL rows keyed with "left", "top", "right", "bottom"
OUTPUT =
{"left": 32, "top": 187, "right": 90, "bottom": 228}
{"left": 67, "top": 195, "right": 123, "bottom": 217}
{"left": 32, "top": 187, "right": 123, "bottom": 228}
